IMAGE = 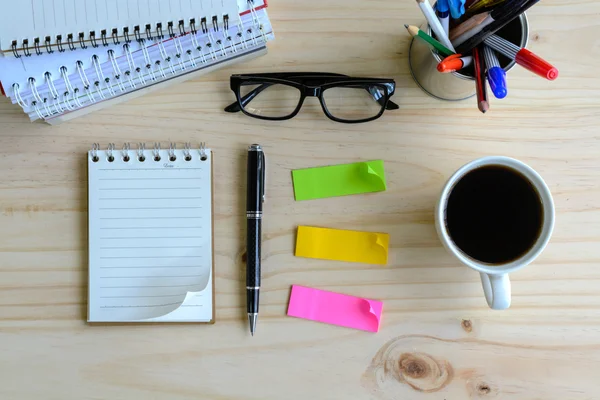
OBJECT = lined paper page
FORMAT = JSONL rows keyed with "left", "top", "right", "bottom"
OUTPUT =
{"left": 87, "top": 147, "right": 213, "bottom": 323}
{"left": 0, "top": 0, "right": 242, "bottom": 52}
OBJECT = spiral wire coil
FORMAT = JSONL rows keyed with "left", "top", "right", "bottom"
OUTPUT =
{"left": 90, "top": 143, "right": 209, "bottom": 163}
{"left": 12, "top": 2, "right": 270, "bottom": 121}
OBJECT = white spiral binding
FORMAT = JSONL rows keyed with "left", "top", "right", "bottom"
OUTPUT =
{"left": 108, "top": 50, "right": 126, "bottom": 92}
{"left": 91, "top": 143, "right": 100, "bottom": 162}
{"left": 248, "top": 1, "right": 267, "bottom": 43}
{"left": 190, "top": 32, "right": 208, "bottom": 64}
{"left": 225, "top": 25, "right": 237, "bottom": 54}
{"left": 137, "top": 143, "right": 146, "bottom": 161}
{"left": 186, "top": 48, "right": 197, "bottom": 67}
{"left": 59, "top": 67, "right": 77, "bottom": 109}
{"left": 73, "top": 88, "right": 84, "bottom": 108}
{"left": 122, "top": 143, "right": 131, "bottom": 161}
{"left": 236, "top": 25, "right": 246, "bottom": 50}
{"left": 90, "top": 57, "right": 106, "bottom": 101}
{"left": 91, "top": 143, "right": 204, "bottom": 163}
{"left": 45, "top": 72, "right": 64, "bottom": 113}
{"left": 14, "top": 7, "right": 270, "bottom": 120}
{"left": 189, "top": 29, "right": 201, "bottom": 53}
{"left": 12, "top": 84, "right": 27, "bottom": 108}
{"left": 61, "top": 67, "right": 83, "bottom": 108}
{"left": 29, "top": 78, "right": 52, "bottom": 116}
{"left": 123, "top": 44, "right": 142, "bottom": 87}
{"left": 31, "top": 101, "right": 44, "bottom": 120}
{"left": 92, "top": 55, "right": 115, "bottom": 97}
{"left": 60, "top": 67, "right": 74, "bottom": 96}
{"left": 58, "top": 89, "right": 72, "bottom": 111}
{"left": 153, "top": 143, "right": 161, "bottom": 161}
{"left": 140, "top": 40, "right": 157, "bottom": 81}
{"left": 157, "top": 41, "right": 176, "bottom": 75}
{"left": 76, "top": 61, "right": 96, "bottom": 104}
{"left": 199, "top": 142, "right": 208, "bottom": 160}
{"left": 173, "top": 36, "right": 186, "bottom": 70}
{"left": 155, "top": 60, "right": 167, "bottom": 78}
{"left": 106, "top": 143, "right": 115, "bottom": 162}
{"left": 205, "top": 28, "right": 218, "bottom": 61}
{"left": 216, "top": 35, "right": 227, "bottom": 58}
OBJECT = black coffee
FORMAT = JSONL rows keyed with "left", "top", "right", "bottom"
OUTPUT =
{"left": 445, "top": 165, "right": 543, "bottom": 264}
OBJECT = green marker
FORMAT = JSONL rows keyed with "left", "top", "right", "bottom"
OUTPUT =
{"left": 405, "top": 24, "right": 455, "bottom": 58}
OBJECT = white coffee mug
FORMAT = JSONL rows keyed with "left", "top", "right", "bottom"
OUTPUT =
{"left": 435, "top": 156, "right": 555, "bottom": 310}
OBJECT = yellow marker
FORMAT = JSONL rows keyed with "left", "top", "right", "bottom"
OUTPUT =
{"left": 295, "top": 226, "right": 389, "bottom": 265}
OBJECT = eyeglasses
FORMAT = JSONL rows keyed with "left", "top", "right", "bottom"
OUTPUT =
{"left": 225, "top": 72, "right": 399, "bottom": 123}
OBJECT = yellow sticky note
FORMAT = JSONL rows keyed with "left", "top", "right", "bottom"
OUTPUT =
{"left": 295, "top": 226, "right": 389, "bottom": 265}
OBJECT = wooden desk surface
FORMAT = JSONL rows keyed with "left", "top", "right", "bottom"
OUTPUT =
{"left": 1, "top": 1, "right": 599, "bottom": 399}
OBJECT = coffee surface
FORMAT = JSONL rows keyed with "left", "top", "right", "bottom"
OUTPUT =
{"left": 445, "top": 165, "right": 543, "bottom": 264}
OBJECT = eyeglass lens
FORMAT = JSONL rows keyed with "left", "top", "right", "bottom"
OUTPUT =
{"left": 239, "top": 82, "right": 387, "bottom": 121}
{"left": 239, "top": 83, "right": 302, "bottom": 118}
{"left": 322, "top": 85, "right": 386, "bottom": 121}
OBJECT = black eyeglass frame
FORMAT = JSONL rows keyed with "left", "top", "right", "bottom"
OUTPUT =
{"left": 226, "top": 72, "right": 399, "bottom": 123}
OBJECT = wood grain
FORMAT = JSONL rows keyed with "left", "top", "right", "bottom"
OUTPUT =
{"left": 1, "top": 0, "right": 600, "bottom": 399}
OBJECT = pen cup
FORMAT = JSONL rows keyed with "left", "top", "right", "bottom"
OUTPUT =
{"left": 408, "top": 12, "right": 529, "bottom": 101}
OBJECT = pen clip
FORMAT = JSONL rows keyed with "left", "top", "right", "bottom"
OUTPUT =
{"left": 260, "top": 150, "right": 266, "bottom": 203}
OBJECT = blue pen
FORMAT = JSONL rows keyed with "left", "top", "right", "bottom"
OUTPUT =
{"left": 448, "top": 0, "right": 466, "bottom": 19}
{"left": 483, "top": 45, "right": 507, "bottom": 99}
{"left": 436, "top": 0, "right": 450, "bottom": 35}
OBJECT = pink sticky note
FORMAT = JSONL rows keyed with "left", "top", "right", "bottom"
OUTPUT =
{"left": 287, "top": 285, "right": 383, "bottom": 332}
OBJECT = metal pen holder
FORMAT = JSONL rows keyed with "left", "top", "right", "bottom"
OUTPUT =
{"left": 408, "top": 13, "right": 529, "bottom": 101}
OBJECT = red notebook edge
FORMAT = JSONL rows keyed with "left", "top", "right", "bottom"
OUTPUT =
{"left": 240, "top": 0, "right": 268, "bottom": 16}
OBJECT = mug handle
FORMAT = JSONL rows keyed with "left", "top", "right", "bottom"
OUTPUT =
{"left": 480, "top": 273, "right": 511, "bottom": 310}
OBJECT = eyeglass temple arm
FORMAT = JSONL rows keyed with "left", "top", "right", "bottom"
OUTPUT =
{"left": 225, "top": 83, "right": 400, "bottom": 112}
{"left": 224, "top": 83, "right": 276, "bottom": 113}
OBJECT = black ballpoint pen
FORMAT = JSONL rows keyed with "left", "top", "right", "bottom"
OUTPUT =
{"left": 246, "top": 144, "right": 265, "bottom": 336}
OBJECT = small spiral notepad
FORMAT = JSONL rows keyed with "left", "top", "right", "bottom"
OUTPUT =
{"left": 87, "top": 143, "right": 214, "bottom": 323}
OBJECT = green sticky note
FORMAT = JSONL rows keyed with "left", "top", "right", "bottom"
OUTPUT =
{"left": 292, "top": 160, "right": 386, "bottom": 201}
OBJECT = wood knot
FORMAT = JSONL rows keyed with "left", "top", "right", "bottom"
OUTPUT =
{"left": 478, "top": 383, "right": 491, "bottom": 394}
{"left": 532, "top": 33, "right": 540, "bottom": 41}
{"left": 396, "top": 353, "right": 453, "bottom": 392}
{"left": 461, "top": 319, "right": 473, "bottom": 332}
{"left": 400, "top": 355, "right": 427, "bottom": 378}
{"left": 466, "top": 378, "right": 497, "bottom": 398}
{"left": 362, "top": 337, "right": 456, "bottom": 399}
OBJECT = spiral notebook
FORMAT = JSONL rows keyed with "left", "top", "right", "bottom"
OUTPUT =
{"left": 1, "top": 0, "right": 268, "bottom": 56}
{"left": 0, "top": 0, "right": 273, "bottom": 123}
{"left": 87, "top": 143, "right": 214, "bottom": 323}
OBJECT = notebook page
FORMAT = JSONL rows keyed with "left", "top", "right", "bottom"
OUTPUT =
{"left": 0, "top": 0, "right": 241, "bottom": 52}
{"left": 88, "top": 146, "right": 213, "bottom": 323}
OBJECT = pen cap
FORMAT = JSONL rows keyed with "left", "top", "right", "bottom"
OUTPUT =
{"left": 437, "top": 54, "right": 464, "bottom": 73}
{"left": 246, "top": 145, "right": 265, "bottom": 212}
{"left": 437, "top": 0, "right": 450, "bottom": 12}
{"left": 516, "top": 48, "right": 559, "bottom": 81}
{"left": 448, "top": 0, "right": 466, "bottom": 19}
{"left": 487, "top": 66, "right": 508, "bottom": 99}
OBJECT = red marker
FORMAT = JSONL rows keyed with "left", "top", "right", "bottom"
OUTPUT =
{"left": 484, "top": 34, "right": 558, "bottom": 81}
{"left": 437, "top": 54, "right": 473, "bottom": 73}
